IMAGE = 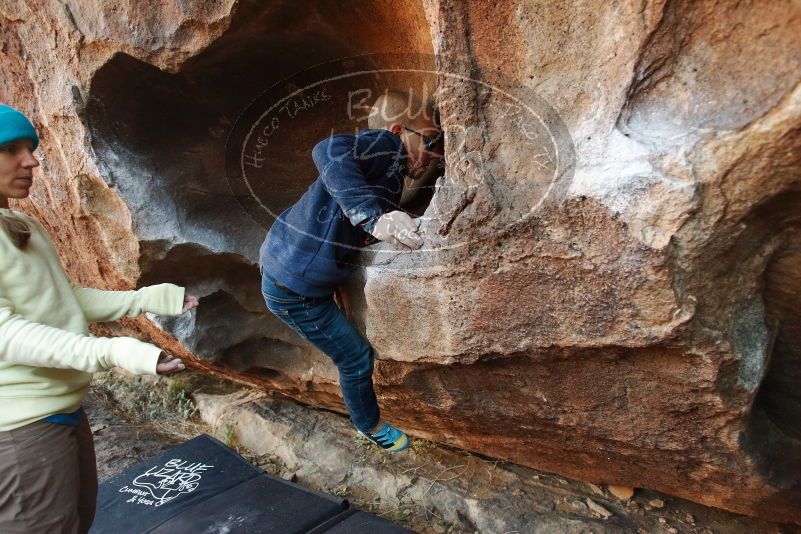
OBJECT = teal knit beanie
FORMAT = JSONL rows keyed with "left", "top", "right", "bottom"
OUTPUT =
{"left": 0, "top": 104, "right": 39, "bottom": 150}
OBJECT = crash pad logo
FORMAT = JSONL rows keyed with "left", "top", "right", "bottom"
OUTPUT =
{"left": 118, "top": 459, "right": 214, "bottom": 507}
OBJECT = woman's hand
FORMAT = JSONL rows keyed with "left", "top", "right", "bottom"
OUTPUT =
{"left": 182, "top": 294, "right": 199, "bottom": 313}
{"left": 156, "top": 353, "right": 185, "bottom": 375}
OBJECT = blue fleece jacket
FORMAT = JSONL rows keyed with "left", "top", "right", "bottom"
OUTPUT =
{"left": 259, "top": 128, "right": 408, "bottom": 297}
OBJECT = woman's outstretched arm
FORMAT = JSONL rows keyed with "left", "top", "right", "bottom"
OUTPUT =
{"left": 0, "top": 290, "right": 162, "bottom": 375}
{"left": 71, "top": 283, "right": 186, "bottom": 323}
{"left": 24, "top": 217, "right": 189, "bottom": 323}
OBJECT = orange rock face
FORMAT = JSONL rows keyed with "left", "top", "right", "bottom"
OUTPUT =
{"left": 2, "top": 0, "right": 800, "bottom": 523}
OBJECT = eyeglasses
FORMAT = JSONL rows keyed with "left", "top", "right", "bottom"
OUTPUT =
{"left": 403, "top": 126, "right": 441, "bottom": 152}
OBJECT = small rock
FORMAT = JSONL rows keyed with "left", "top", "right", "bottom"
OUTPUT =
{"left": 432, "top": 524, "right": 446, "bottom": 534}
{"left": 685, "top": 513, "right": 695, "bottom": 525}
{"left": 586, "top": 498, "right": 613, "bottom": 519}
{"left": 113, "top": 367, "right": 137, "bottom": 379}
{"left": 556, "top": 498, "right": 587, "bottom": 515}
{"left": 667, "top": 528, "right": 678, "bottom": 534}
{"left": 658, "top": 517, "right": 667, "bottom": 523}
{"left": 587, "top": 483, "right": 605, "bottom": 496}
{"left": 649, "top": 498, "right": 665, "bottom": 509}
{"left": 608, "top": 484, "right": 635, "bottom": 501}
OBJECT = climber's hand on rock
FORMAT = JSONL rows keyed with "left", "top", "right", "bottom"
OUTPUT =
{"left": 182, "top": 294, "right": 199, "bottom": 313}
{"left": 156, "top": 353, "right": 185, "bottom": 375}
{"left": 370, "top": 210, "right": 423, "bottom": 250}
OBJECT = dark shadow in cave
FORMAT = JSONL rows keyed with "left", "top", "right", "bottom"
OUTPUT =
{"left": 740, "top": 190, "right": 801, "bottom": 487}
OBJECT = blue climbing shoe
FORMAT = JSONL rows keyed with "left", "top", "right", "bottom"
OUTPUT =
{"left": 360, "top": 422, "right": 410, "bottom": 453}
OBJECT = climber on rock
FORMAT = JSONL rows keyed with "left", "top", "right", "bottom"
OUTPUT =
{"left": 259, "top": 89, "right": 442, "bottom": 452}
{"left": 0, "top": 104, "right": 199, "bottom": 533}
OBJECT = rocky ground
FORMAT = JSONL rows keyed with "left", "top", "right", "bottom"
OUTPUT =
{"left": 88, "top": 370, "right": 800, "bottom": 534}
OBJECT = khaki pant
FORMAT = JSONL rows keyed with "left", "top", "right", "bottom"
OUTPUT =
{"left": 0, "top": 414, "right": 97, "bottom": 534}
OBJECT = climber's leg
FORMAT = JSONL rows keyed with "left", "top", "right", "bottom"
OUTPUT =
{"left": 261, "top": 273, "right": 379, "bottom": 432}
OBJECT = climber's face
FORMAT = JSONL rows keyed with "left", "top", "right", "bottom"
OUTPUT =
{"left": 391, "top": 118, "right": 442, "bottom": 180}
{"left": 0, "top": 139, "right": 39, "bottom": 203}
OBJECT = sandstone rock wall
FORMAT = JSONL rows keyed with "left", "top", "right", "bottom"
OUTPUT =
{"left": 1, "top": 0, "right": 800, "bottom": 523}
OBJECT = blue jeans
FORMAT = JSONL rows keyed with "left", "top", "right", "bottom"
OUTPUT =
{"left": 260, "top": 273, "right": 380, "bottom": 433}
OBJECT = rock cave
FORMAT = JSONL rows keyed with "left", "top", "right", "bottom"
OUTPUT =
{"left": 2, "top": 0, "right": 800, "bottom": 525}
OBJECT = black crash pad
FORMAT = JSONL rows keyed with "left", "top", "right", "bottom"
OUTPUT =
{"left": 90, "top": 434, "right": 413, "bottom": 533}
{"left": 92, "top": 434, "right": 261, "bottom": 533}
{"left": 309, "top": 509, "right": 415, "bottom": 533}
{"left": 150, "top": 473, "right": 346, "bottom": 533}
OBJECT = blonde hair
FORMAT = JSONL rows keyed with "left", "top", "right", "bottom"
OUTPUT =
{"left": 368, "top": 90, "right": 436, "bottom": 130}
{"left": 0, "top": 212, "right": 31, "bottom": 249}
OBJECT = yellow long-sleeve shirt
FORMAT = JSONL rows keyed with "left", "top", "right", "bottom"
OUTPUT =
{"left": 0, "top": 208, "right": 185, "bottom": 431}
